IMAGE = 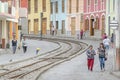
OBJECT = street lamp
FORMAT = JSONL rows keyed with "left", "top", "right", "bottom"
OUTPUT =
{"left": 40, "top": 12, "right": 43, "bottom": 40}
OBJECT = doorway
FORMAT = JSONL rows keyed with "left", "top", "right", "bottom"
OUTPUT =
{"left": 42, "top": 18, "right": 47, "bottom": 35}
{"left": 71, "top": 17, "right": 76, "bottom": 35}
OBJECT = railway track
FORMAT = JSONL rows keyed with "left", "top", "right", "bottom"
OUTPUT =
{"left": 0, "top": 37, "right": 88, "bottom": 80}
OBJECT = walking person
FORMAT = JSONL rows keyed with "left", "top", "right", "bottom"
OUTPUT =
{"left": 52, "top": 25, "right": 55, "bottom": 36}
{"left": 97, "top": 43, "right": 106, "bottom": 71}
{"left": 86, "top": 45, "right": 96, "bottom": 71}
{"left": 22, "top": 37, "right": 27, "bottom": 53}
{"left": 12, "top": 36, "right": 17, "bottom": 54}
{"left": 80, "top": 29, "right": 84, "bottom": 39}
{"left": 111, "top": 33, "right": 114, "bottom": 48}
{"left": 102, "top": 33, "right": 107, "bottom": 40}
{"left": 103, "top": 36, "right": 110, "bottom": 54}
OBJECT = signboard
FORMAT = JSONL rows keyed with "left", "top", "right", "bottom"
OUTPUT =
{"left": 110, "top": 20, "right": 118, "bottom": 29}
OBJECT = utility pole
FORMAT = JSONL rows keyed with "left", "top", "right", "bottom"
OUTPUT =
{"left": 40, "top": 12, "right": 43, "bottom": 40}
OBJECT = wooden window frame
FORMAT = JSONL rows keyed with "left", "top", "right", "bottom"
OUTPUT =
{"left": 62, "top": 0, "right": 65, "bottom": 13}
{"left": 34, "top": 0, "right": 38, "bottom": 13}
{"left": 42, "top": 0, "right": 46, "bottom": 12}
{"left": 69, "top": 0, "right": 71, "bottom": 13}
{"left": 76, "top": 0, "right": 79, "bottom": 12}
{"left": 28, "top": 0, "right": 31, "bottom": 14}
{"left": 55, "top": 1, "right": 58, "bottom": 13}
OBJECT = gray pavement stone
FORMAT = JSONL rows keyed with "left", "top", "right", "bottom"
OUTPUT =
{"left": 0, "top": 39, "right": 59, "bottom": 65}
{"left": 39, "top": 40, "right": 120, "bottom": 80}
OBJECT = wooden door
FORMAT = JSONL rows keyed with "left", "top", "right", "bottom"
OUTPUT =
{"left": 101, "top": 16, "right": 105, "bottom": 36}
{"left": 71, "top": 17, "right": 76, "bottom": 35}
{"left": 34, "top": 19, "right": 38, "bottom": 34}
{"left": 62, "top": 20, "right": 65, "bottom": 34}
{"left": 42, "top": 18, "right": 47, "bottom": 35}
{"left": 90, "top": 19, "right": 94, "bottom": 36}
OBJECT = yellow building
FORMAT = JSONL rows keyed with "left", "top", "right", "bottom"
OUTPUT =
{"left": 28, "top": 0, "right": 50, "bottom": 35}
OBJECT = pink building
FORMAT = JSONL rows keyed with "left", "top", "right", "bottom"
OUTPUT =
{"left": 83, "top": 0, "right": 106, "bottom": 38}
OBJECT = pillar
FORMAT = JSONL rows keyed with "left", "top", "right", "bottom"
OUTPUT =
{"left": 15, "top": 23, "right": 18, "bottom": 40}
{"left": 2, "top": 20, "right": 7, "bottom": 48}
{"left": 9, "top": 21, "right": 13, "bottom": 40}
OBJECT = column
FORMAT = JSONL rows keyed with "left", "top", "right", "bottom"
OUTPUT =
{"left": 15, "top": 23, "right": 18, "bottom": 40}
{"left": 2, "top": 20, "right": 7, "bottom": 48}
{"left": 9, "top": 21, "right": 13, "bottom": 40}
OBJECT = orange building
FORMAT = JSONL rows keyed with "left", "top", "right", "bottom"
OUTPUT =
{"left": 0, "top": 0, "right": 19, "bottom": 49}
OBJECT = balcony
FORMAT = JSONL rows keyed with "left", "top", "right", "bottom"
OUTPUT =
{"left": 0, "top": 1, "right": 15, "bottom": 19}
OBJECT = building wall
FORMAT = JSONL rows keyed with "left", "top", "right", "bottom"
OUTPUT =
{"left": 83, "top": 0, "right": 106, "bottom": 38}
{"left": 106, "top": 0, "right": 117, "bottom": 36}
{"left": 20, "top": 0, "right": 28, "bottom": 8}
{"left": 19, "top": 0, "right": 28, "bottom": 35}
{"left": 28, "top": 0, "right": 50, "bottom": 35}
{"left": 0, "top": 0, "right": 19, "bottom": 48}
{"left": 50, "top": 0, "right": 67, "bottom": 35}
{"left": 67, "top": 0, "right": 83, "bottom": 36}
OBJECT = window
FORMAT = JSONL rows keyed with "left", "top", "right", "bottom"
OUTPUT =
{"left": 76, "top": 0, "right": 79, "bottom": 12}
{"left": 113, "top": 0, "right": 115, "bottom": 11}
{"left": 28, "top": 0, "right": 31, "bottom": 14}
{"left": 51, "top": 2, "right": 53, "bottom": 14}
{"left": 88, "top": 0, "right": 90, "bottom": 5}
{"left": 69, "top": 0, "right": 71, "bottom": 13}
{"left": 95, "top": 0, "right": 97, "bottom": 4}
{"left": 55, "top": 1, "right": 58, "bottom": 13}
{"left": 42, "top": 0, "right": 46, "bottom": 12}
{"left": 62, "top": 0, "right": 65, "bottom": 13}
{"left": 34, "top": 0, "right": 38, "bottom": 13}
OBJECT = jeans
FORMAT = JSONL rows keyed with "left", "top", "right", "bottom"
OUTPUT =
{"left": 12, "top": 46, "right": 17, "bottom": 54}
{"left": 99, "top": 57, "right": 105, "bottom": 70}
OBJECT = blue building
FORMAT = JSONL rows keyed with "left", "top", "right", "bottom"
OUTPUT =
{"left": 50, "top": 0, "right": 67, "bottom": 35}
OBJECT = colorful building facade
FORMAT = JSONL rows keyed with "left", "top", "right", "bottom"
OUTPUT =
{"left": 106, "top": 0, "right": 117, "bottom": 36}
{"left": 50, "top": 0, "right": 67, "bottom": 35}
{"left": 28, "top": 0, "right": 50, "bottom": 35}
{"left": 83, "top": 0, "right": 106, "bottom": 38}
{"left": 0, "top": 0, "right": 19, "bottom": 49}
{"left": 67, "top": 0, "right": 84, "bottom": 36}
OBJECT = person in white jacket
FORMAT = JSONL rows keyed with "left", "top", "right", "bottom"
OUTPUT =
{"left": 22, "top": 37, "right": 27, "bottom": 53}
{"left": 103, "top": 36, "right": 110, "bottom": 53}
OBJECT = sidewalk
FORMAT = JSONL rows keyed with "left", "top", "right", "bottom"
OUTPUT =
{"left": 0, "top": 39, "right": 59, "bottom": 65}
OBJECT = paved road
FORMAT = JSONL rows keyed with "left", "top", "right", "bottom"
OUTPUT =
{"left": 39, "top": 40, "right": 120, "bottom": 80}
{"left": 0, "top": 39, "right": 59, "bottom": 65}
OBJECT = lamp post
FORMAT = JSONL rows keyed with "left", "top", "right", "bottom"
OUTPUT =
{"left": 40, "top": 12, "right": 43, "bottom": 40}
